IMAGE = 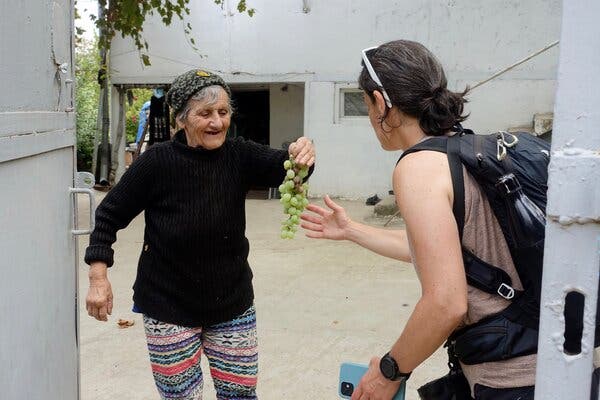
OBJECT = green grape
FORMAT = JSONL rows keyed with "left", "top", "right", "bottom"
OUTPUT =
{"left": 279, "top": 155, "right": 311, "bottom": 239}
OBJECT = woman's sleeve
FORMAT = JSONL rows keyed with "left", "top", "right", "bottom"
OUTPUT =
{"left": 239, "top": 138, "right": 288, "bottom": 188}
{"left": 84, "top": 148, "right": 156, "bottom": 267}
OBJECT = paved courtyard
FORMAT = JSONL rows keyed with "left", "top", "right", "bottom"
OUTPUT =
{"left": 77, "top": 192, "right": 446, "bottom": 399}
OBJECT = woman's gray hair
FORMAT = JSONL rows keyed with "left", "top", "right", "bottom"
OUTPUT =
{"left": 175, "top": 85, "right": 234, "bottom": 125}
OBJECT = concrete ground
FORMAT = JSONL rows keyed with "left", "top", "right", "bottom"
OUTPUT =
{"left": 78, "top": 192, "right": 446, "bottom": 400}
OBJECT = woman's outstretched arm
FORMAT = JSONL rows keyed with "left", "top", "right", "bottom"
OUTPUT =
{"left": 301, "top": 195, "right": 411, "bottom": 263}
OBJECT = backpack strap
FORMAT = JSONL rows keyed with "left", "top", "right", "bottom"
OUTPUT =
{"left": 463, "top": 248, "right": 520, "bottom": 300}
{"left": 398, "top": 135, "right": 464, "bottom": 238}
{"left": 398, "top": 135, "right": 520, "bottom": 301}
{"left": 447, "top": 135, "right": 465, "bottom": 240}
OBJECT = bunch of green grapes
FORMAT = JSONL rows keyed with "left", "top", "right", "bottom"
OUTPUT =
{"left": 279, "top": 156, "right": 310, "bottom": 239}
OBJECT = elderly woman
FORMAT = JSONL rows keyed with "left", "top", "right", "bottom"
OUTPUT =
{"left": 84, "top": 69, "right": 315, "bottom": 400}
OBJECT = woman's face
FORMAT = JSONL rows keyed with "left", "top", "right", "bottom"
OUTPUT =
{"left": 180, "top": 87, "right": 231, "bottom": 150}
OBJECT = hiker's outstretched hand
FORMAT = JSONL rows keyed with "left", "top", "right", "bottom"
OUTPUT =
{"left": 301, "top": 195, "right": 353, "bottom": 240}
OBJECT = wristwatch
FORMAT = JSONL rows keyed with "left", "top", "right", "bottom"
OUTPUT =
{"left": 380, "top": 352, "right": 412, "bottom": 382}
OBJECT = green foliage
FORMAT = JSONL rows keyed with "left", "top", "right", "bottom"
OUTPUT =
{"left": 125, "top": 89, "right": 153, "bottom": 144}
{"left": 88, "top": 0, "right": 255, "bottom": 66}
{"left": 75, "top": 38, "right": 100, "bottom": 172}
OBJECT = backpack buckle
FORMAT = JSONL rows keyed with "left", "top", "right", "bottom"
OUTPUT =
{"left": 497, "top": 283, "right": 515, "bottom": 300}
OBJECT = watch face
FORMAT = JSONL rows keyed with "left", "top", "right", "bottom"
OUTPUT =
{"left": 380, "top": 356, "right": 396, "bottom": 379}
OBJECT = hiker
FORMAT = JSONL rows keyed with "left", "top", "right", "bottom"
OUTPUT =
{"left": 301, "top": 40, "right": 536, "bottom": 400}
{"left": 84, "top": 69, "right": 315, "bottom": 400}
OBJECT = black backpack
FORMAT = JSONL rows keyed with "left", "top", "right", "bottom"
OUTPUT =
{"left": 399, "top": 126, "right": 579, "bottom": 365}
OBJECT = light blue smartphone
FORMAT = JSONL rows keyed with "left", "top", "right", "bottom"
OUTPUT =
{"left": 339, "top": 362, "right": 405, "bottom": 400}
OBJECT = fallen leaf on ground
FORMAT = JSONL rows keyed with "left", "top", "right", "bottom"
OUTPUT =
{"left": 117, "top": 319, "right": 135, "bottom": 329}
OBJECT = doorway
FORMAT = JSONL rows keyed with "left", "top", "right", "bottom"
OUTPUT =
{"left": 230, "top": 89, "right": 271, "bottom": 198}
{"left": 230, "top": 90, "right": 270, "bottom": 145}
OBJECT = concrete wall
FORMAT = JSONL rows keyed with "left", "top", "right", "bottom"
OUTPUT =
{"left": 306, "top": 82, "right": 400, "bottom": 198}
{"left": 109, "top": 0, "right": 562, "bottom": 197}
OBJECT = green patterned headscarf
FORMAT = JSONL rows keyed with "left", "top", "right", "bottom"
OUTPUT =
{"left": 166, "top": 69, "right": 232, "bottom": 116}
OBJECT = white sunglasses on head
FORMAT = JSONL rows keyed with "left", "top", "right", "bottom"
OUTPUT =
{"left": 361, "top": 46, "right": 393, "bottom": 108}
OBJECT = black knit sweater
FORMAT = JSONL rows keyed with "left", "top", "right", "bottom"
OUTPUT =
{"left": 85, "top": 131, "right": 299, "bottom": 327}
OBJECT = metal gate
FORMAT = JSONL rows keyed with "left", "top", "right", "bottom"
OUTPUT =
{"left": 0, "top": 1, "right": 83, "bottom": 399}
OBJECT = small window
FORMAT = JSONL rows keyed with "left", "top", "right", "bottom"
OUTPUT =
{"left": 334, "top": 83, "right": 371, "bottom": 124}
{"left": 341, "top": 89, "right": 368, "bottom": 117}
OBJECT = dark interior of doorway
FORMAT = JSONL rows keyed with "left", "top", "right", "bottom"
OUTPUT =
{"left": 230, "top": 90, "right": 272, "bottom": 199}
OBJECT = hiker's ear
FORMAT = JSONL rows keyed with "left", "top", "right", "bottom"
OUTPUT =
{"left": 371, "top": 90, "right": 388, "bottom": 116}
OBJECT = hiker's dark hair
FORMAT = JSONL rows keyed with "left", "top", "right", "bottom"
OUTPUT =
{"left": 359, "top": 40, "right": 469, "bottom": 136}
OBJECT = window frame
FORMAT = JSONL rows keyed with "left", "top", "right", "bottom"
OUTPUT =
{"left": 334, "top": 83, "right": 371, "bottom": 124}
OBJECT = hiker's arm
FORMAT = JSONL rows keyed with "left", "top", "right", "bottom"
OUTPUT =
{"left": 389, "top": 152, "right": 467, "bottom": 371}
{"left": 346, "top": 220, "right": 411, "bottom": 263}
{"left": 301, "top": 195, "right": 411, "bottom": 263}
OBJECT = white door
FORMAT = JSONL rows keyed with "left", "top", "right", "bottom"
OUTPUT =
{"left": 0, "top": 1, "right": 80, "bottom": 399}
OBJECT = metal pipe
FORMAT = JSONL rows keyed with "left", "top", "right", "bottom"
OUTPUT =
{"left": 95, "top": 1, "right": 110, "bottom": 186}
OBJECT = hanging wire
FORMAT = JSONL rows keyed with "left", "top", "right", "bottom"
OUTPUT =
{"left": 470, "top": 40, "right": 560, "bottom": 91}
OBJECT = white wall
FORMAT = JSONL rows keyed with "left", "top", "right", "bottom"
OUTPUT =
{"left": 109, "top": 0, "right": 562, "bottom": 197}
{"left": 306, "top": 82, "right": 401, "bottom": 198}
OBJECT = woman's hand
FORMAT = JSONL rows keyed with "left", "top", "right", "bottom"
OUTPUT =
{"left": 351, "top": 357, "right": 402, "bottom": 400}
{"left": 288, "top": 137, "right": 315, "bottom": 167}
{"left": 300, "top": 195, "right": 353, "bottom": 240}
{"left": 86, "top": 262, "right": 113, "bottom": 321}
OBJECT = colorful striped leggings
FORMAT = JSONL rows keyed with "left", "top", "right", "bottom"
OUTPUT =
{"left": 143, "top": 306, "right": 258, "bottom": 400}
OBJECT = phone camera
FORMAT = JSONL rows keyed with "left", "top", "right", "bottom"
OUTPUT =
{"left": 341, "top": 381, "right": 354, "bottom": 396}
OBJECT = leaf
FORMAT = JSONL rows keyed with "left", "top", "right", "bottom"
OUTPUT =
{"left": 141, "top": 54, "right": 151, "bottom": 66}
{"left": 117, "top": 319, "right": 135, "bottom": 328}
